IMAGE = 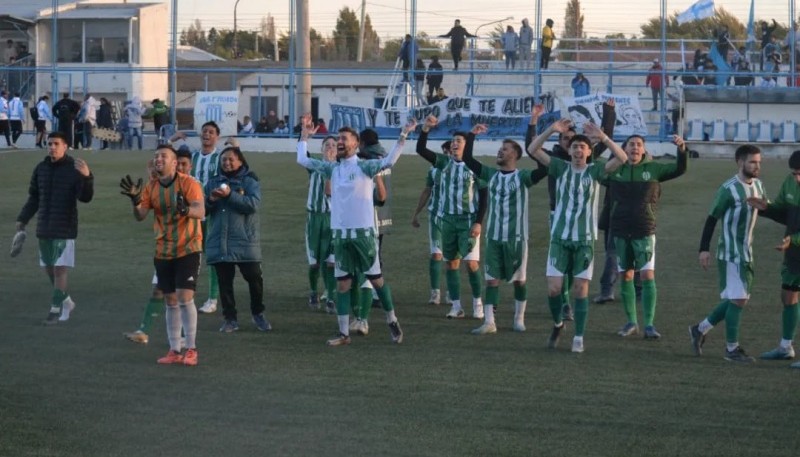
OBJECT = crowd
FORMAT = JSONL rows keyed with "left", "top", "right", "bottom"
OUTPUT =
{"left": 13, "top": 93, "right": 800, "bottom": 370}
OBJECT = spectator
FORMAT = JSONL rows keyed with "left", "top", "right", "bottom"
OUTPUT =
{"left": 124, "top": 97, "right": 144, "bottom": 150}
{"left": 4, "top": 39, "right": 16, "bottom": 64}
{"left": 255, "top": 116, "right": 269, "bottom": 134}
{"left": 761, "top": 50, "right": 781, "bottom": 88}
{"left": 692, "top": 48, "right": 708, "bottom": 72}
{"left": 96, "top": 97, "right": 114, "bottom": 150}
{"left": 398, "top": 34, "right": 419, "bottom": 81}
{"left": 265, "top": 110, "right": 280, "bottom": 132}
{"left": 426, "top": 56, "right": 444, "bottom": 101}
{"left": 78, "top": 94, "right": 98, "bottom": 150}
{"left": 0, "top": 91, "right": 9, "bottom": 148}
{"left": 501, "top": 25, "right": 519, "bottom": 70}
{"left": 430, "top": 87, "right": 448, "bottom": 104}
{"left": 760, "top": 19, "right": 779, "bottom": 70}
{"left": 413, "top": 58, "right": 426, "bottom": 99}
{"left": 571, "top": 72, "right": 590, "bottom": 97}
{"left": 116, "top": 41, "right": 128, "bottom": 63}
{"left": 149, "top": 99, "right": 169, "bottom": 134}
{"left": 274, "top": 120, "right": 289, "bottom": 135}
{"left": 240, "top": 115, "right": 254, "bottom": 135}
{"left": 715, "top": 26, "right": 731, "bottom": 63}
{"left": 731, "top": 47, "right": 754, "bottom": 86}
{"left": 702, "top": 61, "right": 718, "bottom": 86}
{"left": 52, "top": 93, "right": 80, "bottom": 149}
{"left": 541, "top": 19, "right": 555, "bottom": 69}
{"left": 645, "top": 58, "right": 667, "bottom": 111}
{"left": 518, "top": 19, "right": 534, "bottom": 69}
{"left": 292, "top": 116, "right": 303, "bottom": 134}
{"left": 35, "top": 95, "right": 52, "bottom": 148}
{"left": 315, "top": 119, "right": 328, "bottom": 134}
{"left": 439, "top": 19, "right": 476, "bottom": 70}
{"left": 8, "top": 92, "right": 23, "bottom": 148}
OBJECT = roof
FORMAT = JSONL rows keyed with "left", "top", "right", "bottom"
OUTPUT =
{"left": 174, "top": 46, "right": 226, "bottom": 62}
{"left": 39, "top": 8, "right": 140, "bottom": 20}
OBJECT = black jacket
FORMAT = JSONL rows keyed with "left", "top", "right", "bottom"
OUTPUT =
{"left": 17, "top": 155, "right": 94, "bottom": 239}
{"left": 439, "top": 26, "right": 476, "bottom": 48}
{"left": 53, "top": 98, "right": 80, "bottom": 121}
{"left": 97, "top": 104, "right": 113, "bottom": 129}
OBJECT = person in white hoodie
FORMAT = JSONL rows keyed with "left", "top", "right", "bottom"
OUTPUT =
{"left": 0, "top": 91, "right": 10, "bottom": 147}
{"left": 79, "top": 94, "right": 98, "bottom": 150}
{"left": 35, "top": 95, "right": 52, "bottom": 148}
{"left": 8, "top": 92, "right": 24, "bottom": 148}
{"left": 125, "top": 96, "right": 144, "bottom": 149}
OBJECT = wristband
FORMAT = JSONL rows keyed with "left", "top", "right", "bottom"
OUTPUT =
{"left": 399, "top": 133, "right": 408, "bottom": 141}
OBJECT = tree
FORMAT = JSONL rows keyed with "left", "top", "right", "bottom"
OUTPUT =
{"left": 561, "top": 0, "right": 585, "bottom": 61}
{"left": 361, "top": 14, "right": 381, "bottom": 61}
{"left": 381, "top": 32, "right": 442, "bottom": 61}
{"left": 640, "top": 7, "right": 746, "bottom": 45}
{"left": 207, "top": 27, "right": 219, "bottom": 50}
{"left": 181, "top": 19, "right": 207, "bottom": 49}
{"left": 332, "top": 7, "right": 360, "bottom": 60}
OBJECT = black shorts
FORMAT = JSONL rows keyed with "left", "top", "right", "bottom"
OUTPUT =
{"left": 154, "top": 252, "right": 201, "bottom": 293}
{"left": 35, "top": 120, "right": 47, "bottom": 133}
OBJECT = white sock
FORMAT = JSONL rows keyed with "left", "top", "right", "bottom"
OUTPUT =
{"left": 514, "top": 300, "right": 527, "bottom": 323}
{"left": 385, "top": 309, "right": 397, "bottom": 324}
{"left": 179, "top": 301, "right": 198, "bottom": 349}
{"left": 781, "top": 338, "right": 793, "bottom": 349}
{"left": 473, "top": 297, "right": 483, "bottom": 308}
{"left": 165, "top": 306, "right": 182, "bottom": 352}
{"left": 337, "top": 314, "right": 350, "bottom": 335}
{"left": 698, "top": 319, "right": 713, "bottom": 334}
{"left": 726, "top": 342, "right": 739, "bottom": 352}
{"left": 573, "top": 335, "right": 583, "bottom": 343}
{"left": 483, "top": 304, "right": 495, "bottom": 325}
{"left": 451, "top": 300, "right": 462, "bottom": 311}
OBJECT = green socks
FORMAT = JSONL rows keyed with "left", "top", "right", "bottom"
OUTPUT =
{"left": 375, "top": 284, "right": 395, "bottom": 312}
{"left": 641, "top": 279, "right": 657, "bottom": 326}
{"left": 51, "top": 288, "right": 68, "bottom": 312}
{"left": 208, "top": 265, "right": 219, "bottom": 300}
{"left": 308, "top": 266, "right": 320, "bottom": 293}
{"left": 548, "top": 295, "right": 563, "bottom": 325}
{"left": 485, "top": 286, "right": 499, "bottom": 307}
{"left": 429, "top": 258, "right": 442, "bottom": 290}
{"left": 446, "top": 269, "right": 460, "bottom": 302}
{"left": 724, "top": 303, "right": 744, "bottom": 344}
{"left": 139, "top": 298, "right": 164, "bottom": 333}
{"left": 358, "top": 287, "right": 373, "bottom": 319}
{"left": 513, "top": 283, "right": 527, "bottom": 302}
{"left": 324, "top": 265, "right": 336, "bottom": 301}
{"left": 336, "top": 288, "right": 351, "bottom": 316}
{"left": 708, "top": 300, "right": 730, "bottom": 326}
{"left": 574, "top": 297, "right": 589, "bottom": 336}
{"left": 468, "top": 268, "right": 482, "bottom": 299}
{"left": 561, "top": 273, "right": 572, "bottom": 306}
{"left": 620, "top": 279, "right": 637, "bottom": 324}
{"left": 782, "top": 303, "right": 799, "bottom": 341}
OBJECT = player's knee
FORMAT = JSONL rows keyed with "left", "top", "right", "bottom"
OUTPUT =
{"left": 431, "top": 253, "right": 443, "bottom": 261}
{"left": 466, "top": 261, "right": 480, "bottom": 273}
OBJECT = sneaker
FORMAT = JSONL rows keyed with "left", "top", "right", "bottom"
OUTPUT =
{"left": 123, "top": 330, "right": 149, "bottom": 344}
{"left": 689, "top": 324, "right": 706, "bottom": 356}
{"left": 157, "top": 350, "right": 184, "bottom": 364}
{"left": 252, "top": 313, "right": 272, "bottom": 332}
{"left": 219, "top": 319, "right": 239, "bottom": 333}
{"left": 561, "top": 304, "right": 574, "bottom": 321}
{"left": 617, "top": 322, "right": 639, "bottom": 337}
{"left": 198, "top": 299, "right": 217, "bottom": 314}
{"left": 182, "top": 348, "right": 198, "bottom": 366}
{"left": 472, "top": 299, "right": 484, "bottom": 319}
{"left": 319, "top": 291, "right": 328, "bottom": 303}
{"left": 308, "top": 292, "right": 320, "bottom": 310}
{"left": 9, "top": 230, "right": 26, "bottom": 257}
{"left": 724, "top": 346, "right": 755, "bottom": 364}
{"left": 445, "top": 307, "right": 465, "bottom": 319}
{"left": 512, "top": 321, "right": 527, "bottom": 332}
{"left": 355, "top": 319, "right": 369, "bottom": 336}
{"left": 59, "top": 297, "right": 75, "bottom": 322}
{"left": 593, "top": 294, "right": 615, "bottom": 304}
{"left": 349, "top": 318, "right": 360, "bottom": 332}
{"left": 428, "top": 289, "right": 441, "bottom": 306}
{"left": 388, "top": 321, "right": 403, "bottom": 344}
{"left": 643, "top": 325, "right": 662, "bottom": 340}
{"left": 759, "top": 345, "right": 795, "bottom": 360}
{"left": 471, "top": 322, "right": 497, "bottom": 335}
{"left": 42, "top": 311, "right": 60, "bottom": 326}
{"left": 547, "top": 324, "right": 563, "bottom": 349}
{"left": 571, "top": 337, "right": 585, "bottom": 353}
{"left": 325, "top": 300, "right": 336, "bottom": 314}
{"left": 326, "top": 332, "right": 352, "bottom": 346}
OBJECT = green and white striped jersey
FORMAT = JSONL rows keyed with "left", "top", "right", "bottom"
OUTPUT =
{"left": 478, "top": 168, "right": 538, "bottom": 241}
{"left": 433, "top": 154, "right": 484, "bottom": 217}
{"left": 549, "top": 157, "right": 607, "bottom": 242}
{"left": 306, "top": 170, "right": 330, "bottom": 213}
{"left": 709, "top": 175, "right": 765, "bottom": 263}
{"left": 426, "top": 167, "right": 442, "bottom": 214}
{"left": 191, "top": 148, "right": 220, "bottom": 186}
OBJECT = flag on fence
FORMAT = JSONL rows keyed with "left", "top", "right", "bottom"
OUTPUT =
{"left": 745, "top": 0, "right": 756, "bottom": 48}
{"left": 677, "top": 0, "right": 715, "bottom": 25}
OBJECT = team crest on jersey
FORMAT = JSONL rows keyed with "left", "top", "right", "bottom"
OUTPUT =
{"left": 642, "top": 171, "right": 651, "bottom": 180}
{"left": 582, "top": 177, "right": 592, "bottom": 187}
{"left": 508, "top": 180, "right": 518, "bottom": 191}
{"left": 788, "top": 193, "right": 794, "bottom": 201}
{"left": 463, "top": 171, "right": 473, "bottom": 180}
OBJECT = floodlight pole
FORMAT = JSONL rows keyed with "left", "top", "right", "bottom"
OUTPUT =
{"left": 170, "top": 0, "right": 177, "bottom": 126}
{"left": 233, "top": 0, "right": 242, "bottom": 59}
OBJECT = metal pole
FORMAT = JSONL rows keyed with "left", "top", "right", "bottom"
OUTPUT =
{"left": 534, "top": 0, "right": 542, "bottom": 105}
{"left": 170, "top": 0, "right": 177, "bottom": 127}
{"left": 660, "top": 0, "right": 667, "bottom": 139}
{"left": 288, "top": 0, "right": 295, "bottom": 128}
{"left": 296, "top": 0, "right": 311, "bottom": 117}
{"left": 790, "top": 0, "right": 796, "bottom": 85}
{"left": 233, "top": 0, "right": 242, "bottom": 59}
{"left": 357, "top": 0, "right": 366, "bottom": 62}
{"left": 51, "top": 0, "right": 58, "bottom": 99}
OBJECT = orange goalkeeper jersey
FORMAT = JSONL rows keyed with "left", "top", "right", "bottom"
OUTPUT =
{"left": 140, "top": 172, "right": 203, "bottom": 259}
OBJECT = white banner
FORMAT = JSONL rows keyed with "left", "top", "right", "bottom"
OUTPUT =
{"left": 561, "top": 92, "right": 648, "bottom": 137}
{"left": 194, "top": 91, "right": 239, "bottom": 136}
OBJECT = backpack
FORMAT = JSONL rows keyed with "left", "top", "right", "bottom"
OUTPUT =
{"left": 29, "top": 107, "right": 39, "bottom": 121}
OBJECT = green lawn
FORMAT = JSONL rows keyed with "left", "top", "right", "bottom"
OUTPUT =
{"left": 0, "top": 149, "right": 798, "bottom": 457}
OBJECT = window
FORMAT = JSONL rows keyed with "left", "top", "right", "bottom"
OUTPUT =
{"left": 53, "top": 19, "right": 133, "bottom": 64}
{"left": 57, "top": 20, "right": 82, "bottom": 63}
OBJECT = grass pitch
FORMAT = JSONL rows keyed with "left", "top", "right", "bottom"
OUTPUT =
{"left": 0, "top": 148, "right": 798, "bottom": 457}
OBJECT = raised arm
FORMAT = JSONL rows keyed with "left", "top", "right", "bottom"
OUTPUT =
{"left": 463, "top": 124, "right": 488, "bottom": 176}
{"left": 296, "top": 113, "right": 321, "bottom": 169}
{"left": 378, "top": 119, "right": 417, "bottom": 170}
{"left": 584, "top": 122, "right": 627, "bottom": 172}
{"left": 416, "top": 115, "right": 439, "bottom": 164}
{"left": 593, "top": 99, "right": 617, "bottom": 158}
{"left": 657, "top": 135, "right": 689, "bottom": 182}
{"left": 528, "top": 118, "right": 573, "bottom": 166}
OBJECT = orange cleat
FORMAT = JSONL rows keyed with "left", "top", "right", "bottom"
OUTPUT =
{"left": 182, "top": 348, "right": 198, "bottom": 366}
{"left": 157, "top": 350, "right": 184, "bottom": 365}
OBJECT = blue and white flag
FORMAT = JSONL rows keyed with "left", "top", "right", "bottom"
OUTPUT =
{"left": 745, "top": 0, "right": 755, "bottom": 45}
{"left": 676, "top": 0, "right": 715, "bottom": 25}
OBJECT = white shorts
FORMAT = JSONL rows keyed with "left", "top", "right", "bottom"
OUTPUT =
{"left": 38, "top": 239, "right": 75, "bottom": 267}
{"left": 462, "top": 236, "right": 481, "bottom": 262}
{"left": 429, "top": 215, "right": 442, "bottom": 255}
{"left": 720, "top": 261, "right": 751, "bottom": 301}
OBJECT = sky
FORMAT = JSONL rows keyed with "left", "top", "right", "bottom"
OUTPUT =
{"left": 165, "top": 0, "right": 793, "bottom": 40}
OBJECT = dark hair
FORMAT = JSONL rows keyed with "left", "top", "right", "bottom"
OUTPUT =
{"left": 322, "top": 135, "right": 336, "bottom": 144}
{"left": 176, "top": 146, "right": 192, "bottom": 160}
{"left": 13, "top": 92, "right": 19, "bottom": 97}
{"left": 735, "top": 144, "right": 761, "bottom": 162}
{"left": 623, "top": 134, "right": 646, "bottom": 148}
{"left": 441, "top": 140, "right": 451, "bottom": 152}
{"left": 48, "top": 132, "right": 67, "bottom": 142}
{"left": 568, "top": 105, "right": 593, "bottom": 121}
{"left": 156, "top": 144, "right": 178, "bottom": 157}
{"left": 558, "top": 126, "right": 577, "bottom": 141}
{"left": 221, "top": 146, "right": 248, "bottom": 169}
{"left": 504, "top": 139, "right": 523, "bottom": 159}
{"left": 568, "top": 134, "right": 593, "bottom": 148}
{"left": 359, "top": 128, "right": 379, "bottom": 146}
{"left": 790, "top": 151, "right": 800, "bottom": 170}
{"left": 338, "top": 126, "right": 359, "bottom": 142}
{"left": 452, "top": 131, "right": 468, "bottom": 141}
{"left": 546, "top": 19, "right": 554, "bottom": 26}
{"left": 201, "top": 121, "right": 220, "bottom": 135}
